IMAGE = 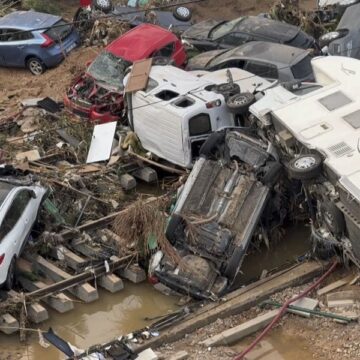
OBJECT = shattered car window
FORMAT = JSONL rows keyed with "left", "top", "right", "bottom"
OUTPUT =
{"left": 210, "top": 18, "right": 243, "bottom": 40}
{"left": 87, "top": 51, "right": 132, "bottom": 90}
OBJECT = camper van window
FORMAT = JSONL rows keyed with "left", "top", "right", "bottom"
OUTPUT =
{"left": 155, "top": 90, "right": 179, "bottom": 101}
{"left": 189, "top": 114, "right": 211, "bottom": 136}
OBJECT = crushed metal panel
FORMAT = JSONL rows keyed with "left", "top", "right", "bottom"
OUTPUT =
{"left": 86, "top": 122, "right": 117, "bottom": 163}
{"left": 125, "top": 58, "right": 152, "bottom": 93}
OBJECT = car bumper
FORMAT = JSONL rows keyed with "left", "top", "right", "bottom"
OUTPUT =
{"left": 64, "top": 95, "right": 119, "bottom": 123}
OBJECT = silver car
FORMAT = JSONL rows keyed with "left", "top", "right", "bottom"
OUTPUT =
{"left": 186, "top": 41, "right": 314, "bottom": 82}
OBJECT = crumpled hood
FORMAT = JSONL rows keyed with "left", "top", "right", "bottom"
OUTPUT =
{"left": 182, "top": 19, "right": 223, "bottom": 40}
{"left": 186, "top": 49, "right": 227, "bottom": 70}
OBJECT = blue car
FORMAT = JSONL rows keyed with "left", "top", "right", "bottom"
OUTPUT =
{"left": 0, "top": 11, "right": 80, "bottom": 75}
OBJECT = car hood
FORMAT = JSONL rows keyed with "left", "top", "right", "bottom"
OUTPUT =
{"left": 186, "top": 49, "right": 227, "bottom": 70}
{"left": 182, "top": 19, "right": 223, "bottom": 40}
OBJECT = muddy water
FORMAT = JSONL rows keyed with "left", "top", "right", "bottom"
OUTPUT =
{"left": 2, "top": 224, "right": 312, "bottom": 359}
{"left": 233, "top": 328, "right": 314, "bottom": 360}
{"left": 236, "top": 224, "right": 311, "bottom": 285}
{"left": 1, "top": 282, "right": 179, "bottom": 360}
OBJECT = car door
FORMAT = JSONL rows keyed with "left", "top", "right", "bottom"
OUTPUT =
{"left": 0, "top": 190, "right": 34, "bottom": 256}
{"left": 0, "top": 28, "right": 33, "bottom": 67}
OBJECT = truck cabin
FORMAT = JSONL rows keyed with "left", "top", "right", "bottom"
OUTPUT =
{"left": 126, "top": 65, "right": 270, "bottom": 168}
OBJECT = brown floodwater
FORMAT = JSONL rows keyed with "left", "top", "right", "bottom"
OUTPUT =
{"left": 1, "top": 282, "right": 179, "bottom": 360}
{"left": 1, "top": 224, "right": 312, "bottom": 360}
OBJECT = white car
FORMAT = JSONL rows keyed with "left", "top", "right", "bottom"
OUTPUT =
{"left": 0, "top": 179, "right": 47, "bottom": 289}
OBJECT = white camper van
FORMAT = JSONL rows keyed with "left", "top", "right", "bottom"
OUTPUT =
{"left": 125, "top": 65, "right": 270, "bottom": 168}
{"left": 250, "top": 55, "right": 360, "bottom": 264}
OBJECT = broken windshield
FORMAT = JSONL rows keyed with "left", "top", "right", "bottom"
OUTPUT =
{"left": 87, "top": 51, "right": 132, "bottom": 90}
{"left": 210, "top": 18, "right": 243, "bottom": 40}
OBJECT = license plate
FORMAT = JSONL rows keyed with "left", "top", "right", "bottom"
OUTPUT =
{"left": 66, "top": 43, "right": 76, "bottom": 54}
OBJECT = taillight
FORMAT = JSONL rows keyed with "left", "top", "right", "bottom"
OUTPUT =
{"left": 0, "top": 254, "right": 5, "bottom": 265}
{"left": 41, "top": 33, "right": 54, "bottom": 48}
{"left": 206, "top": 99, "right": 222, "bottom": 109}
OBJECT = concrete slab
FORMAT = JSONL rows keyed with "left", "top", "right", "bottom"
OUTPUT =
{"left": 119, "top": 264, "right": 146, "bottom": 283}
{"left": 136, "top": 348, "right": 158, "bottom": 360}
{"left": 0, "top": 314, "right": 19, "bottom": 334}
{"left": 8, "top": 290, "right": 48, "bottom": 324}
{"left": 201, "top": 309, "right": 279, "bottom": 347}
{"left": 31, "top": 255, "right": 98, "bottom": 303}
{"left": 327, "top": 299, "right": 355, "bottom": 308}
{"left": 119, "top": 173, "right": 137, "bottom": 190}
{"left": 289, "top": 297, "right": 319, "bottom": 318}
{"left": 98, "top": 273, "right": 124, "bottom": 293}
{"left": 317, "top": 279, "right": 348, "bottom": 296}
{"left": 133, "top": 167, "right": 158, "bottom": 183}
{"left": 18, "top": 276, "right": 74, "bottom": 314}
{"left": 51, "top": 246, "right": 87, "bottom": 272}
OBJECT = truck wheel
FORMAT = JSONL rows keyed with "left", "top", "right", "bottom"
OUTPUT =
{"left": 27, "top": 57, "right": 46, "bottom": 76}
{"left": 320, "top": 201, "right": 345, "bottom": 237}
{"left": 226, "top": 92, "right": 255, "bottom": 114}
{"left": 286, "top": 153, "right": 322, "bottom": 180}
{"left": 173, "top": 6, "right": 192, "bottom": 21}
{"left": 4, "top": 258, "right": 16, "bottom": 290}
{"left": 215, "top": 82, "right": 240, "bottom": 99}
{"left": 92, "top": 0, "right": 113, "bottom": 13}
{"left": 199, "top": 131, "right": 226, "bottom": 158}
{"left": 260, "top": 161, "right": 283, "bottom": 187}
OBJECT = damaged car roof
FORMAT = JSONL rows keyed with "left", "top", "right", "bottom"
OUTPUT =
{"left": 0, "top": 10, "right": 61, "bottom": 30}
{"left": 106, "top": 23, "right": 180, "bottom": 62}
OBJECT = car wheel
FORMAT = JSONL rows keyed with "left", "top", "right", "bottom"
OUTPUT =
{"left": 165, "top": 214, "right": 185, "bottom": 245}
{"left": 27, "top": 57, "right": 46, "bottom": 76}
{"left": 226, "top": 92, "right": 256, "bottom": 114}
{"left": 320, "top": 201, "right": 345, "bottom": 237}
{"left": 92, "top": 0, "right": 113, "bottom": 13}
{"left": 4, "top": 257, "right": 16, "bottom": 290}
{"left": 215, "top": 82, "right": 240, "bottom": 99}
{"left": 173, "top": 6, "right": 192, "bottom": 22}
{"left": 287, "top": 153, "right": 322, "bottom": 181}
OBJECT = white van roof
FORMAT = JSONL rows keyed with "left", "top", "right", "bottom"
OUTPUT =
{"left": 250, "top": 56, "right": 360, "bottom": 201}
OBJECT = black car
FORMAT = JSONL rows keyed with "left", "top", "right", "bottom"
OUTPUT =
{"left": 149, "top": 130, "right": 288, "bottom": 299}
{"left": 182, "top": 16, "right": 320, "bottom": 53}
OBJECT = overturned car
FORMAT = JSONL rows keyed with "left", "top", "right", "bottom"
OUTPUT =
{"left": 149, "top": 129, "right": 289, "bottom": 299}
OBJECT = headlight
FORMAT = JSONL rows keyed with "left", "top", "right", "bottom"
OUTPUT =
{"left": 339, "top": 0, "right": 358, "bottom": 6}
{"left": 320, "top": 31, "right": 340, "bottom": 42}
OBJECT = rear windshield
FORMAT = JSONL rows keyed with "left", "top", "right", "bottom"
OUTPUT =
{"left": 44, "top": 19, "right": 72, "bottom": 41}
{"left": 291, "top": 56, "right": 312, "bottom": 79}
{"left": 286, "top": 32, "right": 312, "bottom": 49}
{"left": 87, "top": 51, "right": 131, "bottom": 90}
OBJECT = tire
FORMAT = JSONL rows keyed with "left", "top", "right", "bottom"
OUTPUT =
{"left": 215, "top": 82, "right": 240, "bottom": 100}
{"left": 173, "top": 6, "right": 192, "bottom": 22}
{"left": 320, "top": 201, "right": 345, "bottom": 237}
{"left": 287, "top": 153, "right": 322, "bottom": 181}
{"left": 226, "top": 92, "right": 255, "bottom": 114}
{"left": 199, "top": 131, "right": 225, "bottom": 158}
{"left": 165, "top": 214, "right": 185, "bottom": 245}
{"left": 92, "top": 0, "right": 113, "bottom": 13}
{"left": 260, "top": 161, "right": 283, "bottom": 187}
{"left": 27, "top": 57, "right": 46, "bottom": 76}
{"left": 4, "top": 257, "right": 16, "bottom": 290}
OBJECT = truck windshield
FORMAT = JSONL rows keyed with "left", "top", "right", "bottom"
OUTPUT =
{"left": 87, "top": 51, "right": 132, "bottom": 90}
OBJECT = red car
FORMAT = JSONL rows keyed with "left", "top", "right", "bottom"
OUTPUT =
{"left": 64, "top": 23, "right": 187, "bottom": 122}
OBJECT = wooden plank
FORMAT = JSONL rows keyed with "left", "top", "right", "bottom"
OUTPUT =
{"left": 134, "top": 261, "right": 325, "bottom": 352}
{"left": 317, "top": 279, "right": 348, "bottom": 296}
{"left": 125, "top": 58, "right": 152, "bottom": 93}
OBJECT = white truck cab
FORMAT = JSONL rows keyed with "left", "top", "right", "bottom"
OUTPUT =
{"left": 126, "top": 65, "right": 269, "bottom": 168}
